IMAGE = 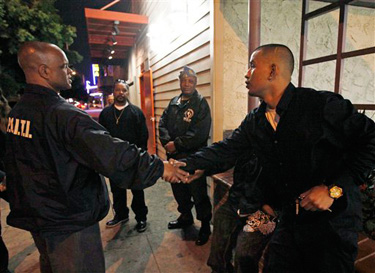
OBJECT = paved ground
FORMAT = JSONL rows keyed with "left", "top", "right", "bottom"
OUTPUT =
{"left": 1, "top": 179, "right": 212, "bottom": 273}
{"left": 3, "top": 176, "right": 374, "bottom": 273}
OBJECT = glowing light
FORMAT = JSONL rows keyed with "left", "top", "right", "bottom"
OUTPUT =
{"left": 147, "top": 7, "right": 189, "bottom": 54}
{"left": 90, "top": 92, "right": 103, "bottom": 97}
{"left": 85, "top": 80, "right": 98, "bottom": 94}
{"left": 92, "top": 64, "right": 99, "bottom": 86}
{"left": 111, "top": 36, "right": 117, "bottom": 45}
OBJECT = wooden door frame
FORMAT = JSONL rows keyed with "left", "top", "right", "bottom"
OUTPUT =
{"left": 139, "top": 69, "right": 157, "bottom": 154}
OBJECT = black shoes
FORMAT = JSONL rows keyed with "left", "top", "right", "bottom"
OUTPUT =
{"left": 106, "top": 216, "right": 129, "bottom": 228}
{"left": 136, "top": 221, "right": 147, "bottom": 233}
{"left": 106, "top": 216, "right": 147, "bottom": 232}
{"left": 195, "top": 231, "right": 211, "bottom": 246}
{"left": 195, "top": 223, "right": 211, "bottom": 246}
{"left": 168, "top": 218, "right": 194, "bottom": 229}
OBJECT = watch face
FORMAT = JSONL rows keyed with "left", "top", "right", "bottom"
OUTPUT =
{"left": 330, "top": 186, "right": 343, "bottom": 199}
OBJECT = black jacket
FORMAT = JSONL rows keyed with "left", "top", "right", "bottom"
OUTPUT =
{"left": 5, "top": 84, "right": 163, "bottom": 234}
{"left": 203, "top": 149, "right": 262, "bottom": 214}
{"left": 159, "top": 90, "right": 211, "bottom": 158}
{"left": 185, "top": 83, "right": 375, "bottom": 231}
{"left": 99, "top": 103, "right": 148, "bottom": 150}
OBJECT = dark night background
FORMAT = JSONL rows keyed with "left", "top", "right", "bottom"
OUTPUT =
{"left": 55, "top": 0, "right": 131, "bottom": 82}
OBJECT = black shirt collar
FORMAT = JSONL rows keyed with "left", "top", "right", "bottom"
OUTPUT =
{"left": 24, "top": 84, "right": 60, "bottom": 97}
{"left": 276, "top": 82, "right": 294, "bottom": 115}
{"left": 256, "top": 82, "right": 295, "bottom": 117}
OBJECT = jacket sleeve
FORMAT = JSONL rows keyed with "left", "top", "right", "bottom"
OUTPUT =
{"left": 137, "top": 108, "right": 149, "bottom": 151}
{"left": 174, "top": 98, "right": 211, "bottom": 152}
{"left": 183, "top": 113, "right": 253, "bottom": 173}
{"left": 323, "top": 94, "right": 375, "bottom": 188}
{"left": 320, "top": 94, "right": 375, "bottom": 223}
{"left": 158, "top": 104, "right": 171, "bottom": 146}
{"left": 60, "top": 108, "right": 164, "bottom": 190}
{"left": 202, "top": 160, "right": 235, "bottom": 176}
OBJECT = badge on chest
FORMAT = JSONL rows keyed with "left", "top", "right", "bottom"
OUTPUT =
{"left": 183, "top": 108, "right": 194, "bottom": 123}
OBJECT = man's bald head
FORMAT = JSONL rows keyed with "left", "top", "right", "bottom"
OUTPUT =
{"left": 245, "top": 44, "right": 294, "bottom": 106}
{"left": 17, "top": 41, "right": 72, "bottom": 92}
{"left": 18, "top": 41, "right": 61, "bottom": 73}
{"left": 254, "top": 44, "right": 294, "bottom": 79}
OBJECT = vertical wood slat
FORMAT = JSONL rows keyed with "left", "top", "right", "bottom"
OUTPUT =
{"left": 298, "top": 0, "right": 308, "bottom": 88}
{"left": 211, "top": 0, "right": 224, "bottom": 142}
{"left": 248, "top": 0, "right": 261, "bottom": 112}
{"left": 248, "top": 0, "right": 261, "bottom": 59}
{"left": 334, "top": 0, "right": 348, "bottom": 94}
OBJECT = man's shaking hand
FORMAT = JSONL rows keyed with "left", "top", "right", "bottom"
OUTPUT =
{"left": 162, "top": 161, "right": 189, "bottom": 183}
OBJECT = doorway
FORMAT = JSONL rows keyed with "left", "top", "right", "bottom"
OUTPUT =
{"left": 139, "top": 69, "right": 156, "bottom": 154}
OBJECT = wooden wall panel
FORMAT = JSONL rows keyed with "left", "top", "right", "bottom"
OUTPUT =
{"left": 152, "top": 43, "right": 211, "bottom": 79}
{"left": 138, "top": 0, "right": 212, "bottom": 159}
{"left": 154, "top": 69, "right": 211, "bottom": 94}
{"left": 153, "top": 56, "right": 211, "bottom": 87}
{"left": 150, "top": 12, "right": 210, "bottom": 67}
{"left": 154, "top": 85, "right": 211, "bottom": 105}
{"left": 151, "top": 29, "right": 210, "bottom": 73}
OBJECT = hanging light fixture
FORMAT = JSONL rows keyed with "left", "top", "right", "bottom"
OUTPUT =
{"left": 112, "top": 20, "right": 120, "bottom": 35}
{"left": 107, "top": 45, "right": 115, "bottom": 55}
{"left": 111, "top": 36, "right": 117, "bottom": 45}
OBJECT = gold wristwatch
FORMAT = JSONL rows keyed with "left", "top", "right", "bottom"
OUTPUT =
{"left": 328, "top": 185, "right": 343, "bottom": 199}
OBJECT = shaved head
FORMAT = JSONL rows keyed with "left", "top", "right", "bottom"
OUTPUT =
{"left": 17, "top": 41, "right": 72, "bottom": 92}
{"left": 18, "top": 41, "right": 62, "bottom": 73}
{"left": 254, "top": 44, "right": 294, "bottom": 79}
{"left": 245, "top": 44, "right": 294, "bottom": 106}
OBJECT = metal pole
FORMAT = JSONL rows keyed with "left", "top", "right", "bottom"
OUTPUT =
{"left": 248, "top": 0, "right": 261, "bottom": 112}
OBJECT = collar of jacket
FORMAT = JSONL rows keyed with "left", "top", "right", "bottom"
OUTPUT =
{"left": 255, "top": 82, "right": 295, "bottom": 117}
{"left": 24, "top": 84, "right": 60, "bottom": 98}
{"left": 170, "top": 90, "right": 198, "bottom": 106}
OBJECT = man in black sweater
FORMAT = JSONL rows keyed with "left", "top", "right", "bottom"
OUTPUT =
{"left": 180, "top": 44, "right": 375, "bottom": 273}
{"left": 99, "top": 80, "right": 149, "bottom": 232}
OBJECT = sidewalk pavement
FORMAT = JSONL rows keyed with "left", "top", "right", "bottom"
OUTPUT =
{"left": 1, "top": 179, "right": 212, "bottom": 273}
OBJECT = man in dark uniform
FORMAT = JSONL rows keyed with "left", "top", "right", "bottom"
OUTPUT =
{"left": 99, "top": 80, "right": 149, "bottom": 232}
{"left": 159, "top": 66, "right": 212, "bottom": 246}
{"left": 5, "top": 41, "right": 188, "bottom": 273}
{"left": 180, "top": 44, "right": 375, "bottom": 272}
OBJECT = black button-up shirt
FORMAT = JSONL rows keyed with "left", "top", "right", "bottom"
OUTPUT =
{"left": 185, "top": 83, "right": 375, "bottom": 230}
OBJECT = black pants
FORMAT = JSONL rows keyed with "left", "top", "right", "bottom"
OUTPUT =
{"left": 171, "top": 175, "right": 212, "bottom": 222}
{"left": 0, "top": 193, "right": 9, "bottom": 273}
{"left": 0, "top": 224, "right": 9, "bottom": 273}
{"left": 109, "top": 179, "right": 148, "bottom": 222}
{"left": 31, "top": 223, "right": 105, "bottom": 273}
{"left": 208, "top": 201, "right": 271, "bottom": 273}
{"left": 263, "top": 211, "right": 358, "bottom": 273}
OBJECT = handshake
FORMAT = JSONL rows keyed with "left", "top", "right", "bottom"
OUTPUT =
{"left": 162, "top": 159, "right": 204, "bottom": 184}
